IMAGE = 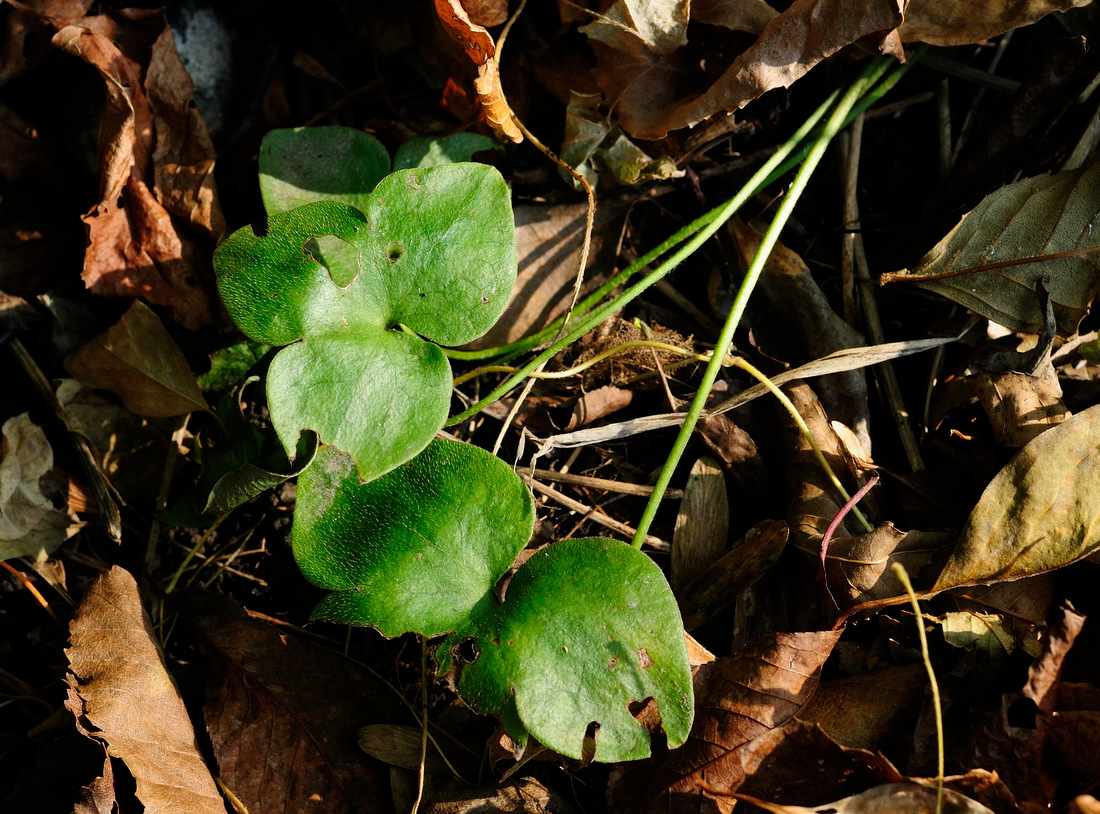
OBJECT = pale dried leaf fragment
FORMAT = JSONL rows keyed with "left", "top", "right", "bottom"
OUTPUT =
{"left": 672, "top": 456, "right": 729, "bottom": 591}
{"left": 65, "top": 566, "right": 223, "bottom": 813}
{"left": 66, "top": 300, "right": 210, "bottom": 417}
{"left": 899, "top": 0, "right": 1093, "bottom": 46}
{"left": 882, "top": 157, "right": 1100, "bottom": 337}
{"left": 0, "top": 413, "right": 78, "bottom": 561}
{"left": 580, "top": 0, "right": 690, "bottom": 55}
{"left": 732, "top": 781, "right": 995, "bottom": 814}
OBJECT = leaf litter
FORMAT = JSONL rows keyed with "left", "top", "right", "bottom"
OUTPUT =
{"left": 5, "top": 3, "right": 1100, "bottom": 814}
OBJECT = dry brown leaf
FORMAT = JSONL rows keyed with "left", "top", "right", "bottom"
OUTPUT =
{"left": 65, "top": 300, "right": 210, "bottom": 417}
{"left": 51, "top": 14, "right": 220, "bottom": 329}
{"left": 74, "top": 751, "right": 117, "bottom": 814}
{"left": 733, "top": 779, "right": 993, "bottom": 814}
{"left": 608, "top": 631, "right": 841, "bottom": 813}
{"left": 956, "top": 605, "right": 1085, "bottom": 814}
{"left": 588, "top": 0, "right": 904, "bottom": 140}
{"left": 424, "top": 777, "right": 580, "bottom": 814}
{"left": 566, "top": 385, "right": 634, "bottom": 430}
{"left": 580, "top": 0, "right": 690, "bottom": 55}
{"left": 898, "top": 0, "right": 1092, "bottom": 46}
{"left": 821, "top": 524, "right": 955, "bottom": 607}
{"left": 459, "top": 0, "right": 508, "bottom": 26}
{"left": 65, "top": 566, "right": 223, "bottom": 813}
{"left": 433, "top": 0, "right": 521, "bottom": 143}
{"left": 972, "top": 370, "right": 1069, "bottom": 447}
{"left": 692, "top": 0, "right": 778, "bottom": 34}
{"left": 797, "top": 664, "right": 926, "bottom": 753}
{"left": 672, "top": 456, "right": 729, "bottom": 592}
{"left": 696, "top": 413, "right": 759, "bottom": 467}
{"left": 146, "top": 26, "right": 224, "bottom": 241}
{"left": 678, "top": 519, "right": 788, "bottom": 631}
{"left": 730, "top": 218, "right": 870, "bottom": 452}
{"left": 180, "top": 591, "right": 395, "bottom": 814}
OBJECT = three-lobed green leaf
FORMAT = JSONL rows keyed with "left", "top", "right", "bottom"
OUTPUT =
{"left": 214, "top": 158, "right": 516, "bottom": 481}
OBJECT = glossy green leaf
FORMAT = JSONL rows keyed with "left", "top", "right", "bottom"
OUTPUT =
{"left": 213, "top": 162, "right": 516, "bottom": 479}
{"left": 884, "top": 157, "right": 1100, "bottom": 336}
{"left": 934, "top": 403, "right": 1100, "bottom": 590}
{"left": 259, "top": 127, "right": 390, "bottom": 215}
{"left": 293, "top": 442, "right": 693, "bottom": 763}
{"left": 451, "top": 537, "right": 695, "bottom": 763}
{"left": 393, "top": 133, "right": 500, "bottom": 170}
{"left": 294, "top": 440, "right": 535, "bottom": 637}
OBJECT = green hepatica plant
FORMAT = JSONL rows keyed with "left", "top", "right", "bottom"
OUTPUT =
{"left": 212, "top": 127, "right": 693, "bottom": 763}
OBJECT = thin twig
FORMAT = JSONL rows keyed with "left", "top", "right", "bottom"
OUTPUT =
{"left": 532, "top": 468, "right": 683, "bottom": 499}
{"left": 523, "top": 476, "right": 669, "bottom": 551}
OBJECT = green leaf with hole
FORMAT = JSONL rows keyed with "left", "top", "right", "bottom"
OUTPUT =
{"left": 260, "top": 127, "right": 390, "bottom": 215}
{"left": 934, "top": 403, "right": 1100, "bottom": 590}
{"left": 213, "top": 162, "right": 516, "bottom": 480}
{"left": 293, "top": 441, "right": 694, "bottom": 763}
{"left": 293, "top": 440, "right": 535, "bottom": 637}
{"left": 449, "top": 537, "right": 695, "bottom": 763}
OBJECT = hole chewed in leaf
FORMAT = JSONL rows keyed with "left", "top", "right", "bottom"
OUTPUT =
{"left": 453, "top": 637, "right": 480, "bottom": 665}
{"left": 386, "top": 241, "right": 405, "bottom": 263}
{"left": 303, "top": 234, "right": 361, "bottom": 288}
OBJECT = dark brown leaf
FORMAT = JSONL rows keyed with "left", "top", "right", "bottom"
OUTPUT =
{"left": 180, "top": 591, "right": 397, "bottom": 814}
{"left": 608, "top": 631, "right": 841, "bottom": 813}
{"left": 898, "top": 0, "right": 1092, "bottom": 46}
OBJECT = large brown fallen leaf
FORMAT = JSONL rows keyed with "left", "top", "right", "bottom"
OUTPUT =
{"left": 881, "top": 157, "right": 1100, "bottom": 337}
{"left": 65, "top": 300, "right": 210, "bottom": 417}
{"left": 585, "top": 0, "right": 904, "bottom": 140}
{"left": 65, "top": 566, "right": 223, "bottom": 813}
{"left": 179, "top": 590, "right": 396, "bottom": 814}
{"left": 608, "top": 631, "right": 841, "bottom": 813}
{"left": 933, "top": 403, "right": 1100, "bottom": 590}
{"left": 898, "top": 0, "right": 1093, "bottom": 46}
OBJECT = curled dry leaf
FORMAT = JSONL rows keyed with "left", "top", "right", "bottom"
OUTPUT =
{"left": 65, "top": 566, "right": 223, "bottom": 813}
{"left": 608, "top": 631, "right": 841, "bottom": 813}
{"left": 65, "top": 300, "right": 210, "bottom": 417}
{"left": 0, "top": 413, "right": 78, "bottom": 561}
{"left": 934, "top": 403, "right": 1100, "bottom": 590}
{"left": 692, "top": 0, "right": 779, "bottom": 34}
{"left": 585, "top": 0, "right": 904, "bottom": 140}
{"left": 52, "top": 16, "right": 220, "bottom": 329}
{"left": 433, "top": 0, "right": 521, "bottom": 143}
{"left": 882, "top": 157, "right": 1100, "bottom": 338}
{"left": 899, "top": 0, "right": 1093, "bottom": 46}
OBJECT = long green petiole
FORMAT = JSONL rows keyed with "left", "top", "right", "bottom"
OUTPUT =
{"left": 631, "top": 57, "right": 895, "bottom": 548}
{"left": 446, "top": 85, "right": 844, "bottom": 426}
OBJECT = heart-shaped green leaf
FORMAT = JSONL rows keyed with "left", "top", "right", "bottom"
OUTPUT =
{"left": 213, "top": 162, "right": 516, "bottom": 479}
{"left": 294, "top": 441, "right": 694, "bottom": 763}
{"left": 293, "top": 440, "right": 535, "bottom": 637}
{"left": 260, "top": 127, "right": 390, "bottom": 215}
{"left": 451, "top": 537, "right": 695, "bottom": 763}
